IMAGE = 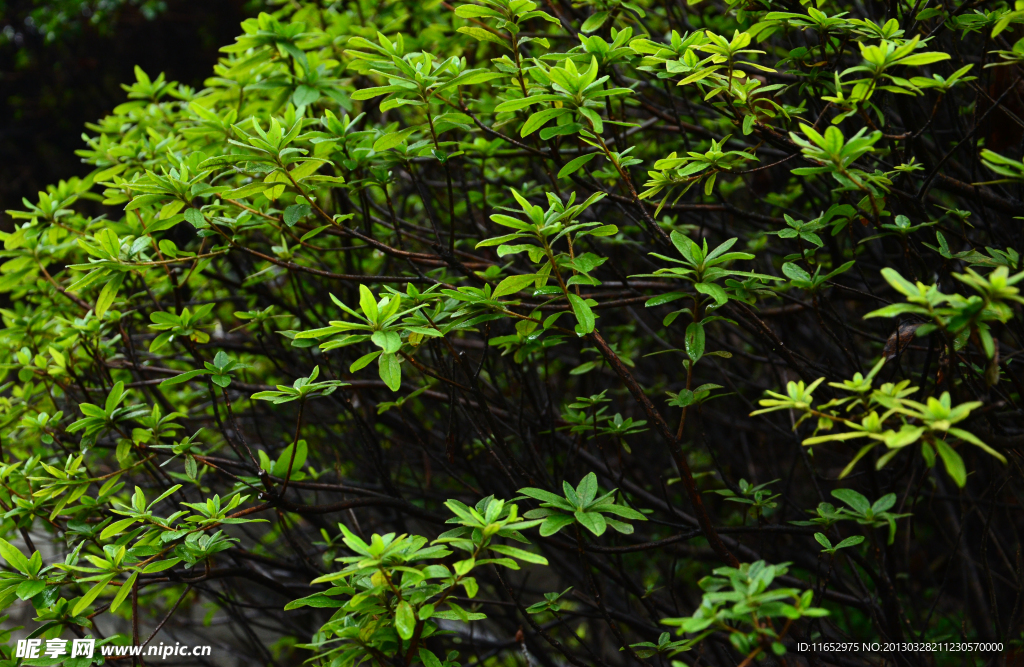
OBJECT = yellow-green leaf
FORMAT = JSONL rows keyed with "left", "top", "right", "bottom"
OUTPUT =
{"left": 492, "top": 274, "right": 538, "bottom": 299}
{"left": 72, "top": 573, "right": 116, "bottom": 617}
{"left": 109, "top": 571, "right": 138, "bottom": 613}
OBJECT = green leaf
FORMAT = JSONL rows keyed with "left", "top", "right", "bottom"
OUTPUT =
{"left": 0, "top": 539, "right": 30, "bottom": 574}
{"left": 645, "top": 292, "right": 687, "bottom": 307}
{"left": 143, "top": 558, "right": 182, "bottom": 574}
{"left": 290, "top": 160, "right": 327, "bottom": 181}
{"left": 455, "top": 4, "right": 503, "bottom": 18}
{"left": 575, "top": 509, "right": 607, "bottom": 536}
{"left": 280, "top": 41, "right": 310, "bottom": 75}
{"left": 351, "top": 85, "right": 406, "bottom": 100}
{"left": 539, "top": 513, "right": 575, "bottom": 536}
{"left": 97, "top": 228, "right": 122, "bottom": 257}
{"left": 457, "top": 26, "right": 508, "bottom": 47}
{"left": 72, "top": 573, "right": 116, "bottom": 616}
{"left": 864, "top": 303, "right": 926, "bottom": 319}
{"left": 379, "top": 352, "right": 402, "bottom": 391}
{"left": 934, "top": 439, "right": 966, "bottom": 487}
{"left": 184, "top": 208, "right": 205, "bottom": 227}
{"left": 521, "top": 108, "right": 568, "bottom": 137}
{"left": 197, "top": 154, "right": 264, "bottom": 170}
{"left": 373, "top": 127, "right": 417, "bottom": 152}
{"left": 110, "top": 571, "right": 138, "bottom": 613}
{"left": 831, "top": 488, "right": 870, "bottom": 513}
{"left": 223, "top": 182, "right": 275, "bottom": 199}
{"left": 879, "top": 267, "right": 918, "bottom": 297}
{"left": 396, "top": 601, "right": 416, "bottom": 640}
{"left": 300, "top": 225, "right": 331, "bottom": 242}
{"left": 488, "top": 544, "right": 549, "bottom": 565}
{"left": 704, "top": 172, "right": 717, "bottom": 195}
{"left": 599, "top": 503, "right": 646, "bottom": 521}
{"left": 96, "top": 272, "right": 126, "bottom": 318}
{"left": 576, "top": 472, "right": 598, "bottom": 505}
{"left": 495, "top": 96, "right": 559, "bottom": 112}
{"left": 558, "top": 153, "right": 598, "bottom": 178}
{"left": 492, "top": 274, "right": 537, "bottom": 299}
{"left": 567, "top": 294, "right": 595, "bottom": 334}
{"left": 443, "top": 71, "right": 505, "bottom": 89}
{"left": 518, "top": 487, "right": 573, "bottom": 507}
{"left": 284, "top": 204, "right": 311, "bottom": 226}
{"left": 16, "top": 579, "right": 46, "bottom": 600}
{"left": 124, "top": 194, "right": 166, "bottom": 212}
{"left": 159, "top": 369, "right": 210, "bottom": 387}
{"left": 371, "top": 330, "right": 402, "bottom": 354}
{"left": 419, "top": 649, "right": 444, "bottom": 667}
{"left": 292, "top": 85, "right": 321, "bottom": 108}
{"left": 835, "top": 535, "right": 866, "bottom": 549}
{"left": 685, "top": 322, "right": 705, "bottom": 362}
{"left": 782, "top": 262, "right": 812, "bottom": 283}
{"left": 100, "top": 518, "right": 137, "bottom": 541}
{"left": 948, "top": 427, "right": 1006, "bottom": 463}
{"left": 581, "top": 11, "right": 610, "bottom": 32}
{"left": 350, "top": 350, "right": 383, "bottom": 372}
{"left": 898, "top": 52, "right": 950, "bottom": 67}
{"left": 358, "top": 284, "right": 379, "bottom": 322}
{"left": 274, "top": 439, "right": 308, "bottom": 478}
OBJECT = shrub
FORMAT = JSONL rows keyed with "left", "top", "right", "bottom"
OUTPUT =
{"left": 2, "top": 0, "right": 1023, "bottom": 665}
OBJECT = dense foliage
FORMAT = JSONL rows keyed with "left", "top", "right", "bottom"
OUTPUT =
{"left": 2, "top": 0, "right": 1024, "bottom": 665}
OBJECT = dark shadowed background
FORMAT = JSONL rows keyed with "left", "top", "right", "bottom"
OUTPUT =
{"left": 0, "top": 0, "right": 259, "bottom": 217}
